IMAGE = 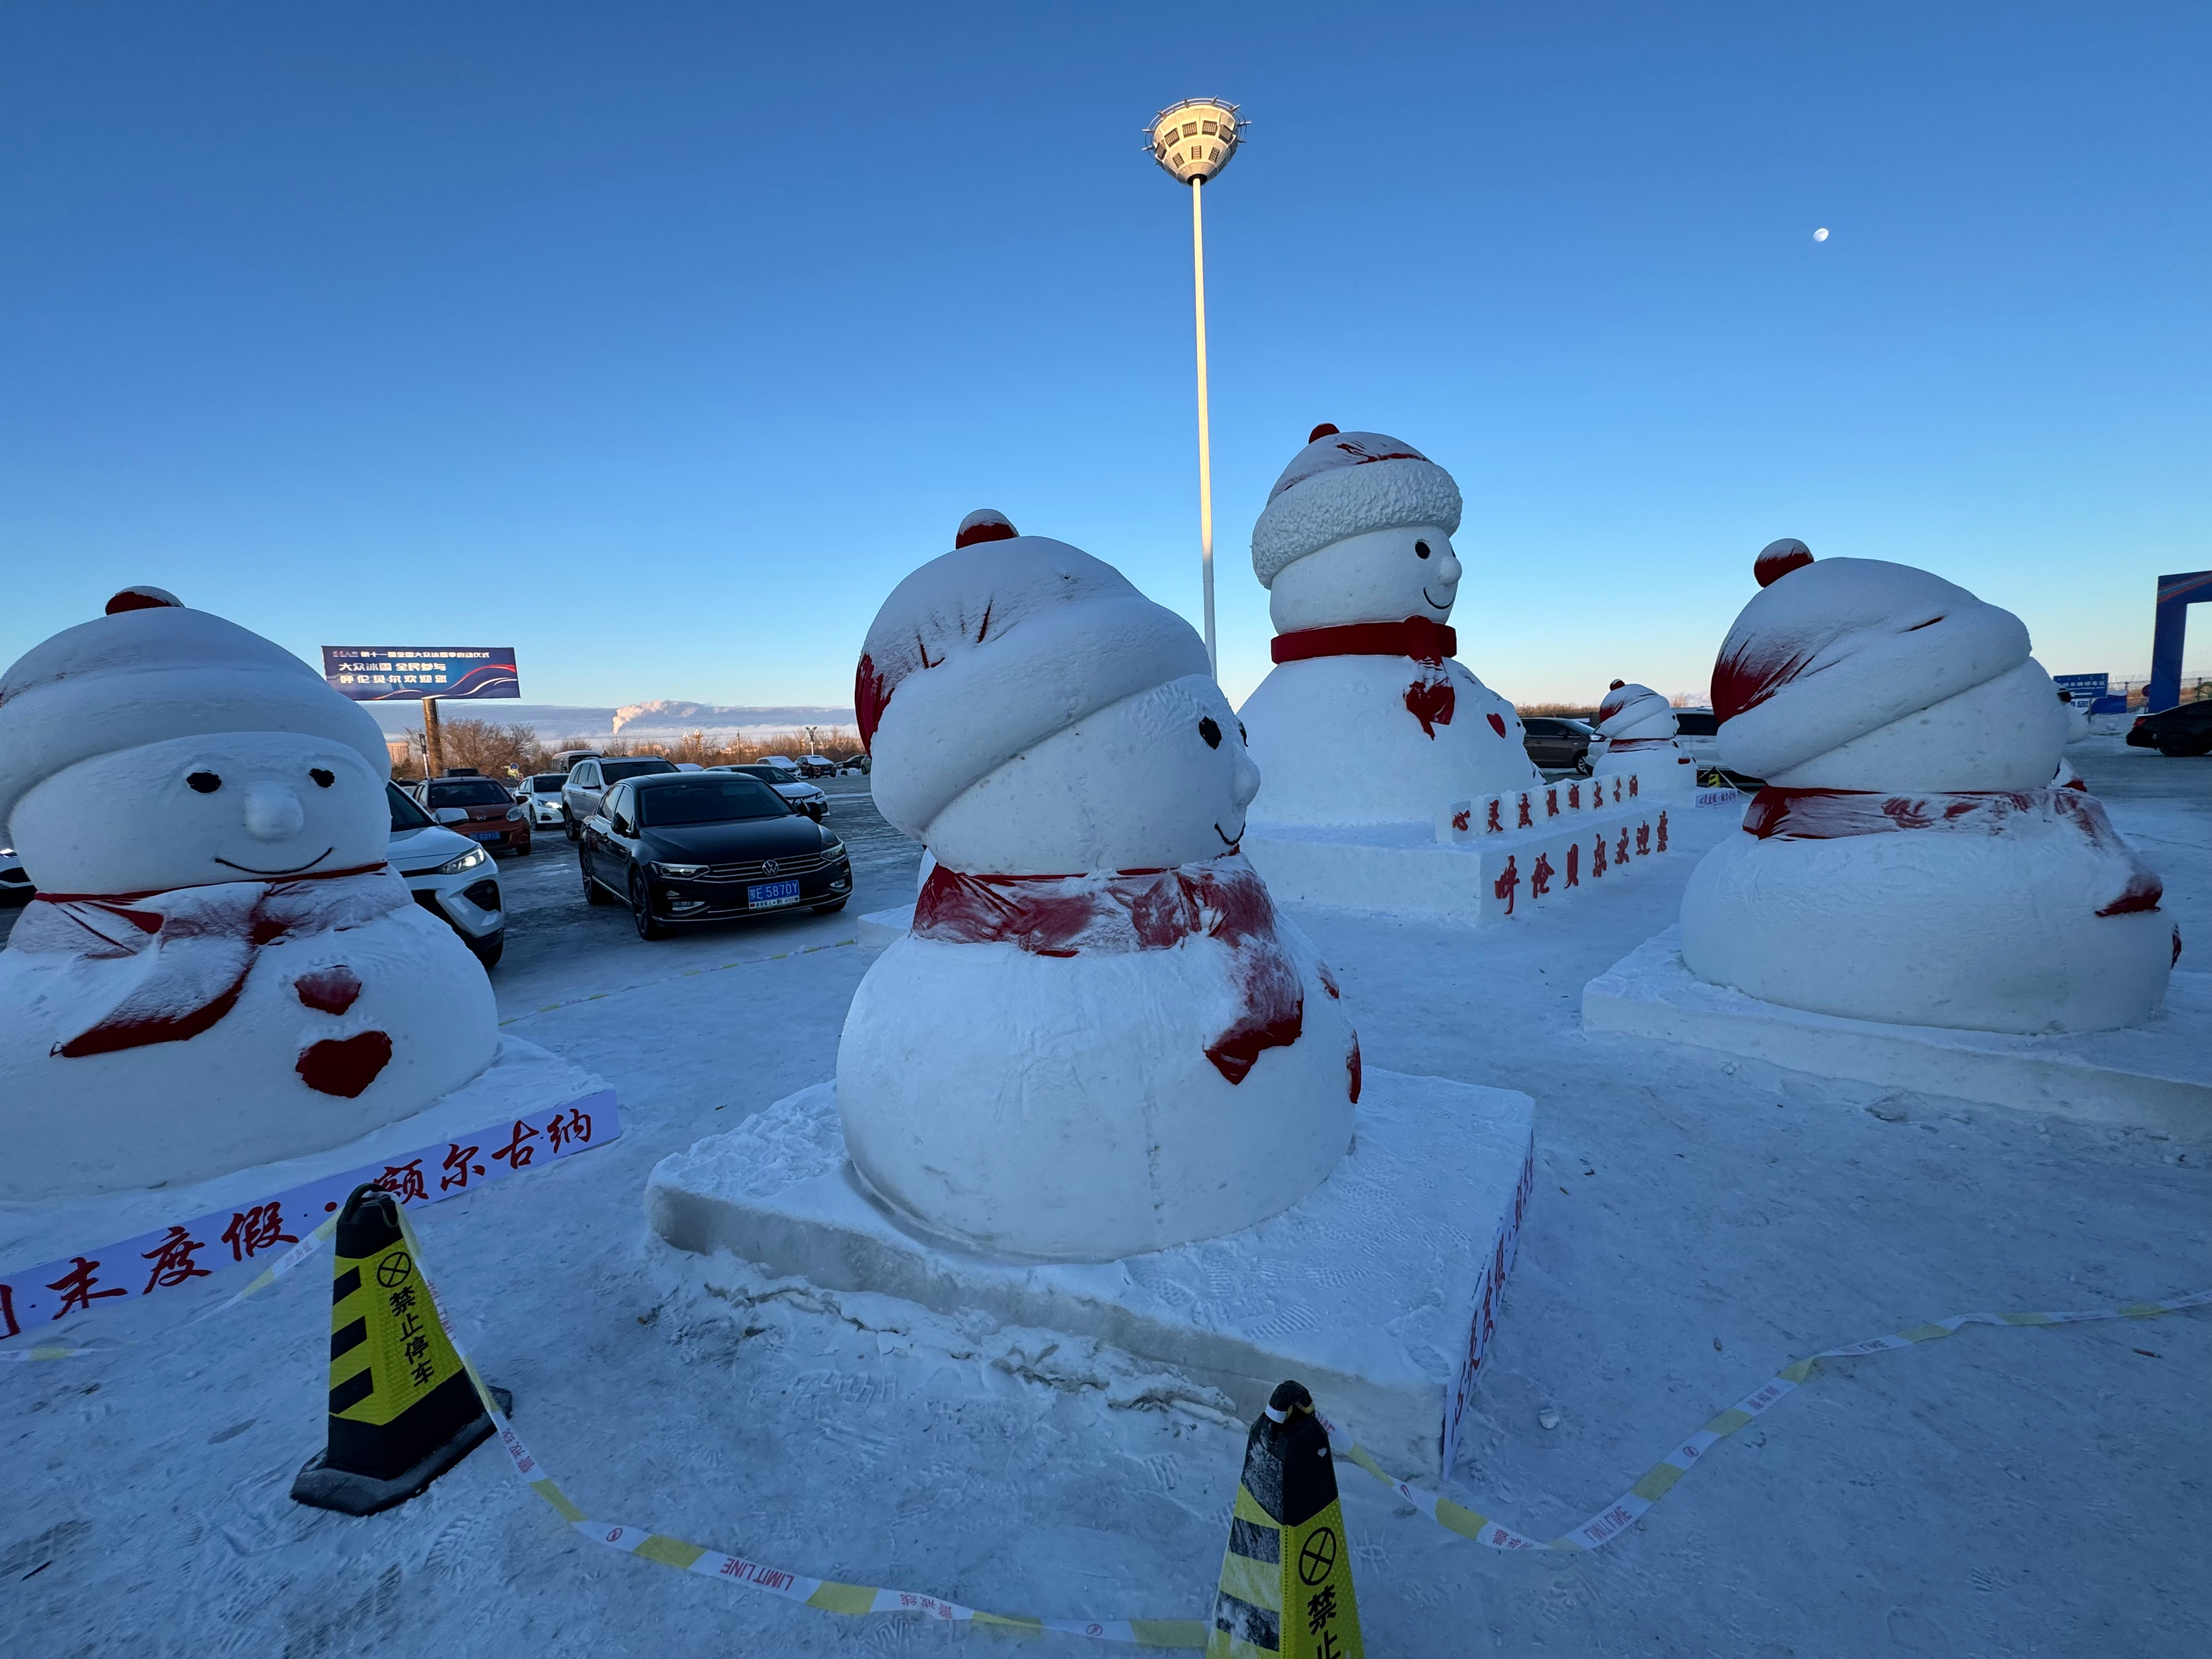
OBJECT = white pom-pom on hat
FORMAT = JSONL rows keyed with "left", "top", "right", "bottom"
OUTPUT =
{"left": 855, "top": 518, "right": 1209, "bottom": 840}
{"left": 1250, "top": 427, "right": 1462, "bottom": 589}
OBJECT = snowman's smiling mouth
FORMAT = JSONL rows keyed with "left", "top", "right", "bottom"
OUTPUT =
{"left": 1214, "top": 819, "right": 1244, "bottom": 849}
{"left": 216, "top": 848, "right": 334, "bottom": 877}
{"left": 1421, "top": 585, "right": 1453, "bottom": 612}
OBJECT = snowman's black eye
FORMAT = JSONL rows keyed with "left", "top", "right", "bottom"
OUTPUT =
{"left": 187, "top": 771, "right": 222, "bottom": 793}
{"left": 1415, "top": 540, "right": 1431, "bottom": 559}
{"left": 1198, "top": 716, "right": 1222, "bottom": 749}
{"left": 1238, "top": 721, "right": 1248, "bottom": 744}
{"left": 309, "top": 768, "right": 334, "bottom": 788}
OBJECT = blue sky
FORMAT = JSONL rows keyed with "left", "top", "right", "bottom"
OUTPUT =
{"left": 4, "top": 2, "right": 2205, "bottom": 709}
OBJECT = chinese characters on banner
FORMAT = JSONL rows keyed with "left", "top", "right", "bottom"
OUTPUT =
{"left": 1441, "top": 1142, "right": 1536, "bottom": 1479}
{"left": 0, "top": 1092, "right": 617, "bottom": 1340}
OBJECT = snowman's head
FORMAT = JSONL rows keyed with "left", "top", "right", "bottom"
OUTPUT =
{"left": 1251, "top": 425, "right": 1464, "bottom": 632}
{"left": 923, "top": 674, "right": 1260, "bottom": 874}
{"left": 860, "top": 517, "right": 1238, "bottom": 874}
{"left": 0, "top": 589, "right": 393, "bottom": 888}
{"left": 12, "top": 732, "right": 391, "bottom": 894}
{"left": 1266, "top": 523, "right": 1463, "bottom": 633}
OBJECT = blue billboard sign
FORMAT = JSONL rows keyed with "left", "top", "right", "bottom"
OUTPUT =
{"left": 321, "top": 646, "right": 518, "bottom": 702}
{"left": 2052, "top": 673, "right": 2108, "bottom": 703}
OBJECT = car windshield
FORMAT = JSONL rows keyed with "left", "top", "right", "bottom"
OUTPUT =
{"left": 528, "top": 774, "right": 566, "bottom": 792}
{"left": 428, "top": 780, "right": 511, "bottom": 806}
{"left": 386, "top": 782, "right": 434, "bottom": 832}
{"left": 1673, "top": 710, "right": 1719, "bottom": 736}
{"left": 736, "top": 765, "right": 799, "bottom": 783}
{"left": 634, "top": 777, "right": 791, "bottom": 826}
{"left": 603, "top": 758, "right": 679, "bottom": 783}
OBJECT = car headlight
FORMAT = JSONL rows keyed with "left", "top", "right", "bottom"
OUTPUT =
{"left": 654, "top": 862, "right": 709, "bottom": 878}
{"left": 821, "top": 837, "right": 845, "bottom": 856}
{"left": 437, "top": 846, "right": 491, "bottom": 875}
{"left": 506, "top": 806, "right": 524, "bottom": 821}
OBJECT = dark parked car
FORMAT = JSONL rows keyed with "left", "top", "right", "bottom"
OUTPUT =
{"left": 1520, "top": 716, "right": 1599, "bottom": 775}
{"left": 2127, "top": 699, "right": 2212, "bottom": 757}
{"left": 409, "top": 772, "right": 532, "bottom": 856}
{"left": 562, "top": 755, "right": 680, "bottom": 839}
{"left": 579, "top": 772, "right": 853, "bottom": 940}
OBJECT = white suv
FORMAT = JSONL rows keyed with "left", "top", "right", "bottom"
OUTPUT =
{"left": 516, "top": 772, "right": 571, "bottom": 828}
{"left": 385, "top": 783, "right": 506, "bottom": 968}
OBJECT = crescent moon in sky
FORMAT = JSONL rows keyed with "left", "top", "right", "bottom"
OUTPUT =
{"left": 1813, "top": 227, "right": 1830, "bottom": 242}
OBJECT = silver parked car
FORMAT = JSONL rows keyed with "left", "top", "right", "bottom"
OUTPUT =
{"left": 561, "top": 755, "right": 680, "bottom": 840}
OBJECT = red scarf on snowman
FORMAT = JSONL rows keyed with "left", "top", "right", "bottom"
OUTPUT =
{"left": 911, "top": 851, "right": 1337, "bottom": 1088}
{"left": 14, "top": 865, "right": 409, "bottom": 1057}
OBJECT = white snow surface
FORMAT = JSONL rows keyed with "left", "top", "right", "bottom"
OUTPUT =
{"left": 4, "top": 748, "right": 2207, "bottom": 1657}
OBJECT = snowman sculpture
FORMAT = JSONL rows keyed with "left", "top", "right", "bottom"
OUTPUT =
{"left": 1680, "top": 543, "right": 2174, "bottom": 1033}
{"left": 1237, "top": 426, "right": 1538, "bottom": 828}
{"left": 839, "top": 512, "right": 1361, "bottom": 1261}
{"left": 1590, "top": 680, "right": 1693, "bottom": 790}
{"left": 0, "top": 589, "right": 499, "bottom": 1200}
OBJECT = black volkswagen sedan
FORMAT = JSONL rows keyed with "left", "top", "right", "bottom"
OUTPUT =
{"left": 580, "top": 772, "right": 852, "bottom": 940}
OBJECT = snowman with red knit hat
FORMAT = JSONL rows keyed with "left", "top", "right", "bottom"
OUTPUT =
{"left": 1680, "top": 541, "right": 2174, "bottom": 1032}
{"left": 1590, "top": 680, "right": 1693, "bottom": 791}
{"left": 1237, "top": 426, "right": 1538, "bottom": 828}
{"left": 840, "top": 512, "right": 1359, "bottom": 1262}
{"left": 0, "top": 588, "right": 499, "bottom": 1200}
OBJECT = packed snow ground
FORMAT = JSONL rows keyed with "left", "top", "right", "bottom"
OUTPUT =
{"left": 6, "top": 749, "right": 2208, "bottom": 1658}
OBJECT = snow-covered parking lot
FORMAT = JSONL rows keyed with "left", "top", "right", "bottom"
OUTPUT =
{"left": 5, "top": 749, "right": 2207, "bottom": 1658}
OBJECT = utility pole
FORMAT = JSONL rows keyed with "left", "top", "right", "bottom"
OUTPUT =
{"left": 421, "top": 696, "right": 444, "bottom": 781}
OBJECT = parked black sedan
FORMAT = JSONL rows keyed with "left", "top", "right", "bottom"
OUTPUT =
{"left": 580, "top": 772, "right": 853, "bottom": 940}
{"left": 2126, "top": 698, "right": 2212, "bottom": 757}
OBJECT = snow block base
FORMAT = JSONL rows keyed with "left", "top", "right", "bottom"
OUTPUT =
{"left": 290, "top": 1386, "right": 511, "bottom": 1517}
{"left": 646, "top": 1068, "right": 1535, "bottom": 1479}
{"left": 1242, "top": 808, "right": 1674, "bottom": 926}
{"left": 1583, "top": 927, "right": 2212, "bottom": 1137}
{"left": 855, "top": 904, "right": 912, "bottom": 953}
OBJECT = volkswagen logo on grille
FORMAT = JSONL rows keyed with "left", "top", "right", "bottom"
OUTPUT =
{"left": 760, "top": 860, "right": 780, "bottom": 876}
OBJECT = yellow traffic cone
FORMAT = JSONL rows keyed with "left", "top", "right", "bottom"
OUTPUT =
{"left": 1207, "top": 1381, "right": 1364, "bottom": 1658}
{"left": 290, "top": 1183, "right": 510, "bottom": 1515}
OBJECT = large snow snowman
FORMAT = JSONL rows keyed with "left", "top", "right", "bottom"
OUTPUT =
{"left": 1590, "top": 680, "right": 1694, "bottom": 791}
{"left": 839, "top": 512, "right": 1361, "bottom": 1261}
{"left": 1680, "top": 544, "right": 2174, "bottom": 1033}
{"left": 1237, "top": 426, "right": 1539, "bottom": 828}
{"left": 0, "top": 589, "right": 498, "bottom": 1200}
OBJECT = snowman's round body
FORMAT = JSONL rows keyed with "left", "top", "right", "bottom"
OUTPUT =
{"left": 1680, "top": 558, "right": 2173, "bottom": 1034}
{"left": 1589, "top": 681, "right": 1694, "bottom": 792}
{"left": 1240, "top": 651, "right": 1534, "bottom": 828}
{"left": 1235, "top": 433, "right": 1542, "bottom": 830}
{"left": 839, "top": 525, "right": 1359, "bottom": 1261}
{"left": 0, "top": 606, "right": 498, "bottom": 1200}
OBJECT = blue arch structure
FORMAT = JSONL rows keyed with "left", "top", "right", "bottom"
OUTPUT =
{"left": 2147, "top": 569, "right": 2212, "bottom": 712}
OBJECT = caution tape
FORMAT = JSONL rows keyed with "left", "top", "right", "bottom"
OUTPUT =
{"left": 499, "top": 937, "right": 857, "bottom": 1026}
{"left": 1, "top": 1214, "right": 341, "bottom": 1361}
{"left": 1325, "top": 1288, "right": 2212, "bottom": 1553}
{"left": 391, "top": 1209, "right": 1206, "bottom": 1649}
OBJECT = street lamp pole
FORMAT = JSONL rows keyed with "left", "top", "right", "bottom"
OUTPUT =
{"left": 1190, "top": 176, "right": 1215, "bottom": 673}
{"left": 1148, "top": 98, "right": 1243, "bottom": 681}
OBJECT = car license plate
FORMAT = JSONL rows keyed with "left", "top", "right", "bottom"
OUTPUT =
{"left": 747, "top": 879, "right": 801, "bottom": 907}
{"left": 470, "top": 830, "right": 503, "bottom": 842}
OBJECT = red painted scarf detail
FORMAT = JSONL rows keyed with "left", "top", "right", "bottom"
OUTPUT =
{"left": 1742, "top": 787, "right": 2162, "bottom": 917}
{"left": 912, "top": 854, "right": 1305, "bottom": 1085}
{"left": 1270, "top": 616, "right": 1458, "bottom": 666}
{"left": 15, "top": 866, "right": 411, "bottom": 1057}
{"left": 1403, "top": 672, "right": 1457, "bottom": 738}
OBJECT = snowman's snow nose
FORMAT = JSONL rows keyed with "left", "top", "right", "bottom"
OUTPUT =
{"left": 243, "top": 782, "right": 305, "bottom": 840}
